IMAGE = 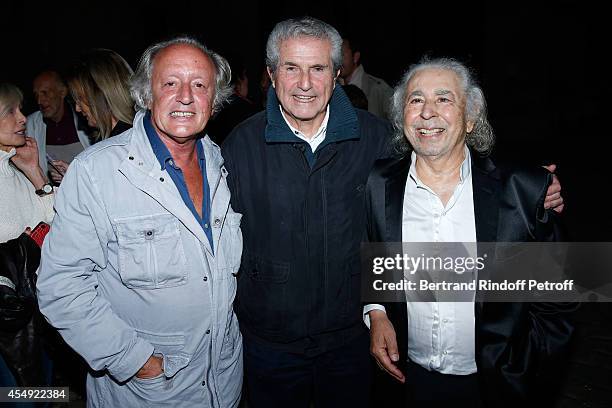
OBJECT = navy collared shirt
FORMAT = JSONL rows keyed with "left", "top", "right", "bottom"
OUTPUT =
{"left": 144, "top": 111, "right": 214, "bottom": 252}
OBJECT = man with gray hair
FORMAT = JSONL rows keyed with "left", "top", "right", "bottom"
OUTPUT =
{"left": 222, "top": 16, "right": 393, "bottom": 407}
{"left": 37, "top": 37, "right": 243, "bottom": 407}
{"left": 364, "top": 57, "right": 573, "bottom": 407}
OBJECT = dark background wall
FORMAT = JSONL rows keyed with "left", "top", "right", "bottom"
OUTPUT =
{"left": 1, "top": 0, "right": 606, "bottom": 240}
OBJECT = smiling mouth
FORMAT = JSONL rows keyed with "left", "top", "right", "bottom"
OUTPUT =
{"left": 15, "top": 129, "right": 25, "bottom": 135}
{"left": 293, "top": 95, "right": 316, "bottom": 102}
{"left": 418, "top": 128, "right": 444, "bottom": 135}
{"left": 170, "top": 111, "right": 195, "bottom": 117}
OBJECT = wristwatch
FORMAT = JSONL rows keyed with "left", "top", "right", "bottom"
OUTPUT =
{"left": 35, "top": 183, "right": 53, "bottom": 196}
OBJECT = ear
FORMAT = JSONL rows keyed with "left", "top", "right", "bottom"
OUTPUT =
{"left": 332, "top": 69, "right": 341, "bottom": 89}
{"left": 353, "top": 51, "right": 361, "bottom": 65}
{"left": 266, "top": 67, "right": 275, "bottom": 88}
{"left": 466, "top": 120, "right": 475, "bottom": 134}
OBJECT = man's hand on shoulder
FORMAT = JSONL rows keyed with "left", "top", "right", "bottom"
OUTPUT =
{"left": 369, "top": 310, "right": 405, "bottom": 383}
{"left": 543, "top": 164, "right": 564, "bottom": 213}
{"left": 136, "top": 354, "right": 163, "bottom": 379}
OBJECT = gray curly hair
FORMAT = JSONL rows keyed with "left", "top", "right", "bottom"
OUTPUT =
{"left": 266, "top": 16, "right": 343, "bottom": 74}
{"left": 390, "top": 57, "right": 495, "bottom": 156}
{"left": 130, "top": 36, "right": 232, "bottom": 114}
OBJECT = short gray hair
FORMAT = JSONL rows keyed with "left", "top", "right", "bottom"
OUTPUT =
{"left": 390, "top": 57, "right": 495, "bottom": 156}
{"left": 130, "top": 36, "right": 232, "bottom": 114}
{"left": 266, "top": 16, "right": 343, "bottom": 74}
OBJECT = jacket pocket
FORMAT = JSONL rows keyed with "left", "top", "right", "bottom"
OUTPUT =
{"left": 237, "top": 253, "right": 291, "bottom": 336}
{"left": 244, "top": 253, "right": 290, "bottom": 283}
{"left": 115, "top": 214, "right": 187, "bottom": 289}
{"left": 216, "top": 211, "right": 243, "bottom": 279}
{"left": 134, "top": 329, "right": 191, "bottom": 378}
{"left": 218, "top": 313, "right": 242, "bottom": 372}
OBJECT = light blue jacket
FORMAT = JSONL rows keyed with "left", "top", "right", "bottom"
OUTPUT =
{"left": 37, "top": 111, "right": 243, "bottom": 407}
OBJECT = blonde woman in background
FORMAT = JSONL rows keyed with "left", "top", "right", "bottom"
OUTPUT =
{"left": 49, "top": 49, "right": 135, "bottom": 183}
{"left": 0, "top": 82, "right": 54, "bottom": 243}
{"left": 1, "top": 82, "right": 54, "bottom": 403}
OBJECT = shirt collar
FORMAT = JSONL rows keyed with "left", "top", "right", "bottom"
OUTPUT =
{"left": 143, "top": 110, "right": 204, "bottom": 171}
{"left": 279, "top": 104, "right": 330, "bottom": 141}
{"left": 264, "top": 85, "right": 359, "bottom": 144}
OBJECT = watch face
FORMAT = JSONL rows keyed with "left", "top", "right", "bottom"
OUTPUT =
{"left": 42, "top": 184, "right": 52, "bottom": 193}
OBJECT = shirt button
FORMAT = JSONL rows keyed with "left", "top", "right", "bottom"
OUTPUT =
{"left": 213, "top": 218, "right": 221, "bottom": 227}
{"left": 204, "top": 223, "right": 209, "bottom": 229}
{"left": 203, "top": 276, "right": 208, "bottom": 282}
{"left": 201, "top": 380, "right": 206, "bottom": 386}
{"left": 443, "top": 350, "right": 449, "bottom": 355}
{"left": 206, "top": 329, "right": 210, "bottom": 334}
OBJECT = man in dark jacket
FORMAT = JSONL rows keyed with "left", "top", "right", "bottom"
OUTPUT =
{"left": 222, "top": 16, "right": 390, "bottom": 408}
{"left": 365, "top": 57, "right": 574, "bottom": 408}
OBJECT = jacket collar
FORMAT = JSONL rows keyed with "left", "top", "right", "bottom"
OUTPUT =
{"left": 381, "top": 148, "right": 501, "bottom": 243}
{"left": 264, "top": 85, "right": 360, "bottom": 146}
{"left": 383, "top": 154, "right": 412, "bottom": 242}
{"left": 116, "top": 111, "right": 227, "bottom": 255}
{"left": 470, "top": 152, "right": 501, "bottom": 243}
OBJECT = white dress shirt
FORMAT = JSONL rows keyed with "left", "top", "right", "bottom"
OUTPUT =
{"left": 280, "top": 105, "right": 330, "bottom": 152}
{"left": 365, "top": 146, "right": 478, "bottom": 375}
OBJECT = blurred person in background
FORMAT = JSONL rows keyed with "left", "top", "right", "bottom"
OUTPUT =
{"left": 206, "top": 56, "right": 260, "bottom": 145}
{"left": 1, "top": 82, "right": 55, "bottom": 407}
{"left": 26, "top": 70, "right": 90, "bottom": 178}
{"left": 49, "top": 49, "right": 135, "bottom": 184}
{"left": 0, "top": 83, "right": 54, "bottom": 243}
{"left": 340, "top": 35, "right": 393, "bottom": 119}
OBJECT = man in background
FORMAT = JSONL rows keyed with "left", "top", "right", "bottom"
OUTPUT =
{"left": 26, "top": 70, "right": 90, "bottom": 181}
{"left": 340, "top": 36, "right": 393, "bottom": 119}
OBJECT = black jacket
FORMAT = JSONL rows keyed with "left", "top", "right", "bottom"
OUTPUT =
{"left": 222, "top": 86, "right": 391, "bottom": 354}
{"left": 365, "top": 152, "right": 575, "bottom": 407}
{"left": 0, "top": 233, "right": 48, "bottom": 386}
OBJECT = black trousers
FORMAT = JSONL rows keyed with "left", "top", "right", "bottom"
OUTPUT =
{"left": 243, "top": 332, "right": 371, "bottom": 408}
{"left": 405, "top": 360, "right": 482, "bottom": 408}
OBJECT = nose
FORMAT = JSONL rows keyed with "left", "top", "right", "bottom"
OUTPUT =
{"left": 297, "top": 71, "right": 312, "bottom": 91}
{"left": 177, "top": 83, "right": 194, "bottom": 104}
{"left": 16, "top": 108, "right": 26, "bottom": 125}
{"left": 420, "top": 99, "right": 436, "bottom": 120}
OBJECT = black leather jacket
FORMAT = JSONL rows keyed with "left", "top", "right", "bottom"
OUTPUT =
{"left": 0, "top": 233, "right": 48, "bottom": 386}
